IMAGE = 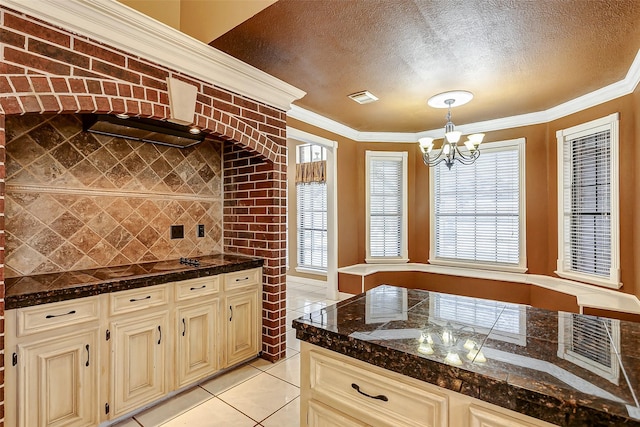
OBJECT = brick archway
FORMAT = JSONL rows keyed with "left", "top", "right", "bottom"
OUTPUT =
{"left": 0, "top": 74, "right": 280, "bottom": 163}
{"left": 0, "top": 5, "right": 288, "bottom": 370}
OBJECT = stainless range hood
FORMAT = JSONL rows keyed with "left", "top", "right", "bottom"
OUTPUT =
{"left": 83, "top": 114, "right": 205, "bottom": 149}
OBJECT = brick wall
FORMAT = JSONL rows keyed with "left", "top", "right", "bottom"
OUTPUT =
{"left": 0, "top": 113, "right": 5, "bottom": 425}
{"left": 0, "top": 8, "right": 288, "bottom": 421}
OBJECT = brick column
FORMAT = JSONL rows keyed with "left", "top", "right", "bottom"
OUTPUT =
{"left": 0, "top": 113, "right": 6, "bottom": 426}
{"left": 223, "top": 142, "right": 287, "bottom": 362}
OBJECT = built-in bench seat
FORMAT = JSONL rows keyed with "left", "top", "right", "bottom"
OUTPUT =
{"left": 337, "top": 263, "right": 640, "bottom": 322}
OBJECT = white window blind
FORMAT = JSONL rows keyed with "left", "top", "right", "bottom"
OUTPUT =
{"left": 296, "top": 144, "right": 327, "bottom": 272}
{"left": 297, "top": 182, "right": 327, "bottom": 270}
{"left": 431, "top": 140, "right": 524, "bottom": 269}
{"left": 563, "top": 131, "right": 611, "bottom": 277}
{"left": 366, "top": 152, "right": 408, "bottom": 262}
{"left": 556, "top": 113, "right": 619, "bottom": 288}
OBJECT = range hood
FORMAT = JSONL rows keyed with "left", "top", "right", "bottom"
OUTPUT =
{"left": 83, "top": 114, "right": 205, "bottom": 149}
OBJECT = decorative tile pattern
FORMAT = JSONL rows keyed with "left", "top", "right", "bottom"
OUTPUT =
{"left": 5, "top": 114, "right": 223, "bottom": 277}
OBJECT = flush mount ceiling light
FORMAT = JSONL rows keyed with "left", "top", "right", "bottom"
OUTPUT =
{"left": 418, "top": 90, "right": 484, "bottom": 170}
{"left": 348, "top": 90, "right": 379, "bottom": 104}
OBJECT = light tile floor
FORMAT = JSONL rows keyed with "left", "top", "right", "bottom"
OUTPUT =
{"left": 113, "top": 281, "right": 352, "bottom": 427}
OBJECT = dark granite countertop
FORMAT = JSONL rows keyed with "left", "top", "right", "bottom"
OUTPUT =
{"left": 5, "top": 253, "right": 263, "bottom": 310}
{"left": 293, "top": 285, "right": 640, "bottom": 427}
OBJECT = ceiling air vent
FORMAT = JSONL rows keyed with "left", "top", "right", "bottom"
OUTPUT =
{"left": 348, "top": 90, "right": 379, "bottom": 104}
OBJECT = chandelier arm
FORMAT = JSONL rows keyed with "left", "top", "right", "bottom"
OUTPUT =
{"left": 422, "top": 149, "right": 447, "bottom": 167}
{"left": 453, "top": 145, "right": 477, "bottom": 161}
{"left": 452, "top": 147, "right": 480, "bottom": 165}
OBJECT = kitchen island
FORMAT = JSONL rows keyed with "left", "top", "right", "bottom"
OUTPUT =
{"left": 293, "top": 285, "right": 640, "bottom": 426}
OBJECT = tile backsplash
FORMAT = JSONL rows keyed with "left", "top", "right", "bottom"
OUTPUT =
{"left": 5, "top": 114, "right": 223, "bottom": 277}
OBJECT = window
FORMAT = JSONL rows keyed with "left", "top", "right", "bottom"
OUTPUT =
{"left": 429, "top": 139, "right": 526, "bottom": 272}
{"left": 366, "top": 151, "right": 408, "bottom": 263}
{"left": 556, "top": 113, "right": 620, "bottom": 288}
{"left": 296, "top": 144, "right": 327, "bottom": 273}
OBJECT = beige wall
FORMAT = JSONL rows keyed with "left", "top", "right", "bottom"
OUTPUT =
{"left": 119, "top": 0, "right": 276, "bottom": 43}
{"left": 118, "top": 0, "right": 181, "bottom": 30}
{"left": 288, "top": 89, "right": 640, "bottom": 298}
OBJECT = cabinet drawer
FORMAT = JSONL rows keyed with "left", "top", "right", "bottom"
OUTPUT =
{"left": 469, "top": 405, "right": 553, "bottom": 427}
{"left": 16, "top": 296, "right": 100, "bottom": 337}
{"left": 309, "top": 351, "right": 448, "bottom": 427}
{"left": 175, "top": 276, "right": 220, "bottom": 301}
{"left": 308, "top": 399, "right": 368, "bottom": 427}
{"left": 224, "top": 268, "right": 261, "bottom": 291}
{"left": 110, "top": 285, "right": 168, "bottom": 315}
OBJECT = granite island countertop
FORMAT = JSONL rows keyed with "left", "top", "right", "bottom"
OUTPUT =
{"left": 293, "top": 285, "right": 640, "bottom": 426}
{"left": 5, "top": 253, "right": 263, "bottom": 309}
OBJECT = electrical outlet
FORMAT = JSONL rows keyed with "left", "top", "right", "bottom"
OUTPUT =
{"left": 197, "top": 224, "right": 205, "bottom": 238}
{"left": 170, "top": 224, "right": 184, "bottom": 239}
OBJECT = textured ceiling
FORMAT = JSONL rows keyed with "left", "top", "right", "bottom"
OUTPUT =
{"left": 210, "top": 0, "right": 640, "bottom": 133}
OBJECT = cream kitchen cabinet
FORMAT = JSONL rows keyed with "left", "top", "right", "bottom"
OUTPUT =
{"left": 5, "top": 266, "right": 262, "bottom": 427}
{"left": 5, "top": 297, "right": 101, "bottom": 427}
{"left": 174, "top": 276, "right": 222, "bottom": 388}
{"left": 109, "top": 308, "right": 169, "bottom": 418}
{"left": 223, "top": 268, "right": 262, "bottom": 367}
{"left": 300, "top": 342, "right": 556, "bottom": 427}
{"left": 302, "top": 343, "right": 448, "bottom": 427}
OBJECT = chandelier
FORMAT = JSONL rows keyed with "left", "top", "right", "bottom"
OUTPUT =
{"left": 418, "top": 90, "right": 484, "bottom": 169}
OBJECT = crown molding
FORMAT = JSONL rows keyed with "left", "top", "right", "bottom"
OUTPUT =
{"left": 286, "top": 126, "right": 338, "bottom": 149}
{"left": 290, "top": 49, "right": 640, "bottom": 143}
{"left": 288, "top": 105, "right": 420, "bottom": 143}
{"left": 2, "top": 0, "right": 306, "bottom": 111}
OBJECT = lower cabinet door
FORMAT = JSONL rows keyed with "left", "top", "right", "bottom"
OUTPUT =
{"left": 225, "top": 290, "right": 260, "bottom": 366}
{"left": 176, "top": 300, "right": 219, "bottom": 388}
{"left": 18, "top": 329, "right": 99, "bottom": 427}
{"left": 111, "top": 312, "right": 169, "bottom": 417}
{"left": 307, "top": 400, "right": 368, "bottom": 427}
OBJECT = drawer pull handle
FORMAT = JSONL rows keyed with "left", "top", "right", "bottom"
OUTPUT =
{"left": 235, "top": 277, "right": 249, "bottom": 282}
{"left": 190, "top": 285, "right": 207, "bottom": 291}
{"left": 351, "top": 383, "right": 388, "bottom": 402}
{"left": 45, "top": 310, "right": 76, "bottom": 319}
{"left": 158, "top": 325, "right": 162, "bottom": 345}
{"left": 182, "top": 318, "right": 186, "bottom": 336}
{"left": 229, "top": 306, "right": 233, "bottom": 321}
{"left": 130, "top": 295, "right": 151, "bottom": 303}
{"left": 85, "top": 344, "right": 90, "bottom": 367}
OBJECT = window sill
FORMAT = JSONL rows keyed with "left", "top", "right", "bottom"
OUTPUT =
{"left": 554, "top": 270, "right": 622, "bottom": 290}
{"left": 295, "top": 267, "right": 327, "bottom": 277}
{"left": 428, "top": 259, "right": 528, "bottom": 274}
{"left": 365, "top": 258, "right": 409, "bottom": 264}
